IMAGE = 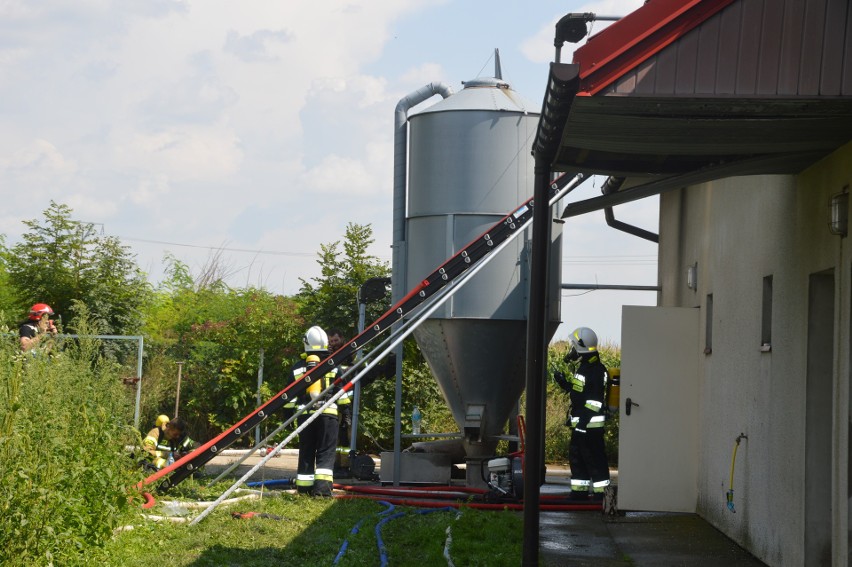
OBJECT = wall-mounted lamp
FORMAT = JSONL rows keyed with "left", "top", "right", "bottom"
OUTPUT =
{"left": 687, "top": 263, "right": 698, "bottom": 290}
{"left": 829, "top": 188, "right": 849, "bottom": 237}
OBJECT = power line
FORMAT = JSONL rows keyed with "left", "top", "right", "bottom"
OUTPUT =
{"left": 119, "top": 236, "right": 393, "bottom": 260}
{"left": 119, "top": 236, "right": 318, "bottom": 258}
{"left": 119, "top": 236, "right": 651, "bottom": 265}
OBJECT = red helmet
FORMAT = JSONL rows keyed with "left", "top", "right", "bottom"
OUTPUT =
{"left": 28, "top": 303, "right": 54, "bottom": 321}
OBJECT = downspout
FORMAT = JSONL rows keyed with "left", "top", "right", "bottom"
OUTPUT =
{"left": 601, "top": 177, "right": 659, "bottom": 243}
{"left": 527, "top": 59, "right": 581, "bottom": 565}
{"left": 391, "top": 82, "right": 453, "bottom": 486}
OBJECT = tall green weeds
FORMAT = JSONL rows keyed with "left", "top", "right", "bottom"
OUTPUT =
{"left": 0, "top": 323, "right": 141, "bottom": 566}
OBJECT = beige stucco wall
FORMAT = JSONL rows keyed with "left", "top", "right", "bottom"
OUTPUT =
{"left": 657, "top": 141, "right": 852, "bottom": 566}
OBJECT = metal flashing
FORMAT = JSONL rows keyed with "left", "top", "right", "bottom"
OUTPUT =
{"left": 573, "top": 0, "right": 735, "bottom": 95}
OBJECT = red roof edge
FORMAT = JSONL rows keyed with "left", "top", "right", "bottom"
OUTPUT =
{"left": 573, "top": 0, "right": 735, "bottom": 95}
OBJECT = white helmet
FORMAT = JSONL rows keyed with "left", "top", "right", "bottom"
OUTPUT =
{"left": 568, "top": 327, "right": 598, "bottom": 354}
{"left": 303, "top": 326, "right": 329, "bottom": 354}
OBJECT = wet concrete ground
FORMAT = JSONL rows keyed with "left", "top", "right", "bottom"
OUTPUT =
{"left": 204, "top": 452, "right": 767, "bottom": 566}
{"left": 539, "top": 510, "right": 767, "bottom": 567}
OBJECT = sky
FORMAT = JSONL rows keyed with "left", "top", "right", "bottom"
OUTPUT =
{"left": 0, "top": 0, "right": 654, "bottom": 345}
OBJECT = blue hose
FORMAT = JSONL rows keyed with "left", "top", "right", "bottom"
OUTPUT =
{"left": 245, "top": 478, "right": 292, "bottom": 488}
{"left": 332, "top": 500, "right": 394, "bottom": 566}
{"left": 376, "top": 511, "right": 408, "bottom": 566}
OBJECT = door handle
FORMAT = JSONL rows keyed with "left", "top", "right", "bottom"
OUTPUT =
{"left": 625, "top": 397, "right": 639, "bottom": 416}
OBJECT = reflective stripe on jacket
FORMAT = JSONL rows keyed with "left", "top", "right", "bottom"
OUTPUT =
{"left": 291, "top": 363, "right": 339, "bottom": 417}
{"left": 557, "top": 355, "right": 608, "bottom": 431}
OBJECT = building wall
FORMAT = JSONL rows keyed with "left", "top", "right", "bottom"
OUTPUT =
{"left": 657, "top": 141, "right": 852, "bottom": 566}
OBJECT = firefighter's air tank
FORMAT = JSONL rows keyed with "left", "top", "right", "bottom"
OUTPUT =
{"left": 404, "top": 74, "right": 562, "bottom": 457}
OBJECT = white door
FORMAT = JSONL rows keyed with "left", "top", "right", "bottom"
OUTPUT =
{"left": 617, "top": 305, "right": 699, "bottom": 512}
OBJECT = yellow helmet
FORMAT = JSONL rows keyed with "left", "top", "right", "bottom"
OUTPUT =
{"left": 155, "top": 414, "right": 170, "bottom": 428}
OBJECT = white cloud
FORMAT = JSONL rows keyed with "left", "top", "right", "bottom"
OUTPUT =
{"left": 224, "top": 28, "right": 293, "bottom": 63}
{"left": 129, "top": 175, "right": 172, "bottom": 205}
{"left": 2, "top": 139, "right": 78, "bottom": 174}
{"left": 116, "top": 128, "right": 243, "bottom": 181}
{"left": 301, "top": 154, "right": 377, "bottom": 196}
{"left": 399, "top": 63, "right": 448, "bottom": 90}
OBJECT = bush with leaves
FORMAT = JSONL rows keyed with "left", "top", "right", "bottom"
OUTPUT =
{"left": 0, "top": 315, "right": 141, "bottom": 566}
{"left": 142, "top": 256, "right": 305, "bottom": 443}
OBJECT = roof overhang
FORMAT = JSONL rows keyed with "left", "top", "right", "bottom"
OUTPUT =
{"left": 534, "top": 0, "right": 852, "bottom": 179}
{"left": 551, "top": 92, "right": 852, "bottom": 177}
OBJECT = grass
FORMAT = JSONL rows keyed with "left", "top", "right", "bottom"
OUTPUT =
{"left": 99, "top": 480, "right": 524, "bottom": 566}
{"left": 0, "top": 322, "right": 591, "bottom": 565}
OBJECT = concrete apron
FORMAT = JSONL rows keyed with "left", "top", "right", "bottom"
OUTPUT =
{"left": 539, "top": 505, "right": 767, "bottom": 566}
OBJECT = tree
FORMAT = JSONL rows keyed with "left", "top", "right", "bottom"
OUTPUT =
{"left": 296, "top": 222, "right": 391, "bottom": 337}
{"left": 6, "top": 201, "right": 152, "bottom": 336}
{"left": 0, "top": 236, "right": 22, "bottom": 323}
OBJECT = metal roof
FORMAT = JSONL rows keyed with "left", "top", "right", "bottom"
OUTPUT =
{"left": 535, "top": 0, "right": 852, "bottom": 179}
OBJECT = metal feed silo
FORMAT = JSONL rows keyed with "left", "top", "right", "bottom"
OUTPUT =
{"left": 404, "top": 74, "right": 562, "bottom": 458}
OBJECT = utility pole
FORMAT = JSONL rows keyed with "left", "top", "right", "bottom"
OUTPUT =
{"left": 175, "top": 362, "right": 185, "bottom": 418}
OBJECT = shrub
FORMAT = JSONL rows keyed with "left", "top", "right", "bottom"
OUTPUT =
{"left": 0, "top": 322, "right": 141, "bottom": 566}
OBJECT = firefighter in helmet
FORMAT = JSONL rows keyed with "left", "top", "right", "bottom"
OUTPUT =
{"left": 291, "top": 325, "right": 340, "bottom": 496}
{"left": 553, "top": 327, "right": 610, "bottom": 500}
{"left": 19, "top": 303, "right": 58, "bottom": 352}
{"left": 141, "top": 414, "right": 171, "bottom": 471}
{"left": 142, "top": 415, "right": 195, "bottom": 471}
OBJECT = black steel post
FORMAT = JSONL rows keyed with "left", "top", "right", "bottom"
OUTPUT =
{"left": 522, "top": 164, "right": 553, "bottom": 566}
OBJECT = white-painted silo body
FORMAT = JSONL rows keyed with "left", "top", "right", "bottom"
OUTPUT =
{"left": 404, "top": 78, "right": 562, "bottom": 457}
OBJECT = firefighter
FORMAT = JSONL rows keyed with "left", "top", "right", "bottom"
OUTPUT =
{"left": 553, "top": 326, "right": 610, "bottom": 500}
{"left": 141, "top": 414, "right": 171, "bottom": 470}
{"left": 142, "top": 416, "right": 195, "bottom": 471}
{"left": 163, "top": 417, "right": 195, "bottom": 461}
{"left": 19, "top": 303, "right": 58, "bottom": 352}
{"left": 291, "top": 326, "right": 339, "bottom": 496}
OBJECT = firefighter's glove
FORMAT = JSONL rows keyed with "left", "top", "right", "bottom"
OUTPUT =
{"left": 553, "top": 370, "right": 570, "bottom": 391}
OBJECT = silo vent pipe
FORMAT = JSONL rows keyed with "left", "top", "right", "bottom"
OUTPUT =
{"left": 390, "top": 82, "right": 453, "bottom": 488}
{"left": 392, "top": 82, "right": 453, "bottom": 303}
